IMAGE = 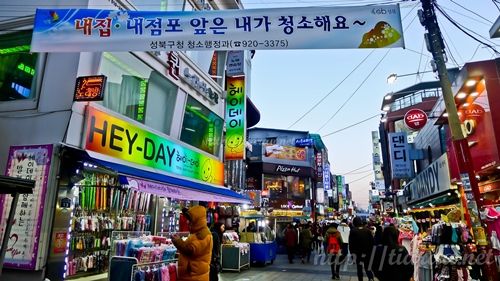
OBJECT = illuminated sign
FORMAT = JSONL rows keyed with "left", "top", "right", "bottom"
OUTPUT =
{"left": 84, "top": 106, "right": 224, "bottom": 185}
{"left": 74, "top": 75, "right": 106, "bottom": 102}
{"left": 224, "top": 76, "right": 246, "bottom": 160}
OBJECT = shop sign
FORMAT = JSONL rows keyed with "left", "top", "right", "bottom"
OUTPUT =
{"left": 73, "top": 75, "right": 106, "bottom": 101}
{"left": 372, "top": 131, "right": 384, "bottom": 180}
{"left": 270, "top": 198, "right": 305, "bottom": 210}
{"left": 166, "top": 51, "right": 180, "bottom": 81}
{"left": 478, "top": 179, "right": 500, "bottom": 193}
{"left": 388, "top": 132, "right": 412, "bottom": 179}
{"left": 264, "top": 144, "right": 306, "bottom": 161}
{"left": 316, "top": 152, "right": 323, "bottom": 178}
{"left": 53, "top": 232, "right": 68, "bottom": 254}
{"left": 0, "top": 144, "right": 53, "bottom": 270}
{"left": 316, "top": 188, "right": 325, "bottom": 204}
{"left": 262, "top": 163, "right": 313, "bottom": 177}
{"left": 226, "top": 51, "right": 244, "bottom": 77}
{"left": 182, "top": 67, "right": 218, "bottom": 104}
{"left": 404, "top": 108, "right": 427, "bottom": 131}
{"left": 271, "top": 210, "right": 303, "bottom": 217}
{"left": 323, "top": 163, "right": 331, "bottom": 190}
{"left": 405, "top": 153, "right": 451, "bottom": 203}
{"left": 31, "top": 6, "right": 404, "bottom": 52}
{"left": 295, "top": 138, "right": 314, "bottom": 147}
{"left": 84, "top": 106, "right": 224, "bottom": 185}
{"left": 224, "top": 76, "right": 246, "bottom": 160}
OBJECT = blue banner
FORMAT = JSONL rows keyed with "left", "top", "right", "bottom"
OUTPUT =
{"left": 31, "top": 5, "right": 404, "bottom": 52}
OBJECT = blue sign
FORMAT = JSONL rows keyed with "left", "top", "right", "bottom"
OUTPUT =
{"left": 295, "top": 138, "right": 314, "bottom": 147}
{"left": 323, "top": 164, "right": 331, "bottom": 190}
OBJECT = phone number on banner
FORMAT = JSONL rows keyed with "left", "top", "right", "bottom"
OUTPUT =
{"left": 150, "top": 39, "right": 289, "bottom": 50}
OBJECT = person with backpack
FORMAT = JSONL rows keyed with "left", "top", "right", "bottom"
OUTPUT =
{"left": 299, "top": 223, "right": 313, "bottom": 263}
{"left": 325, "top": 223, "right": 343, "bottom": 280}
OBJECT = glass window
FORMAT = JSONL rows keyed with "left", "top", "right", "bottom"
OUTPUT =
{"left": 99, "top": 52, "right": 177, "bottom": 134}
{"left": 0, "top": 31, "right": 38, "bottom": 101}
{"left": 180, "top": 96, "right": 223, "bottom": 156}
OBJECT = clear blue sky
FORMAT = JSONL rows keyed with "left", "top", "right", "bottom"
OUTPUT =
{"left": 241, "top": 0, "right": 500, "bottom": 208}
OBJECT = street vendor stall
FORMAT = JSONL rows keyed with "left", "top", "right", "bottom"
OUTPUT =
{"left": 239, "top": 214, "right": 277, "bottom": 265}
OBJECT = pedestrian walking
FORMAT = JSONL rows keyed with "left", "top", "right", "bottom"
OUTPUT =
{"left": 325, "top": 223, "right": 343, "bottom": 280}
{"left": 299, "top": 223, "right": 313, "bottom": 263}
{"left": 337, "top": 219, "right": 350, "bottom": 263}
{"left": 372, "top": 225, "right": 414, "bottom": 281}
{"left": 284, "top": 223, "right": 298, "bottom": 264}
{"left": 348, "top": 217, "right": 375, "bottom": 281}
{"left": 172, "top": 206, "right": 213, "bottom": 281}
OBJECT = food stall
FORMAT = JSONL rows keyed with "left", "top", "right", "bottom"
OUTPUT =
{"left": 239, "top": 214, "right": 277, "bottom": 265}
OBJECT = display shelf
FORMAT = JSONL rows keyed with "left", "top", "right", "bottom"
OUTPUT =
{"left": 221, "top": 244, "right": 250, "bottom": 272}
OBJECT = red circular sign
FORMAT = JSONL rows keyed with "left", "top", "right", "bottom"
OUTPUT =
{"left": 404, "top": 109, "right": 428, "bottom": 130}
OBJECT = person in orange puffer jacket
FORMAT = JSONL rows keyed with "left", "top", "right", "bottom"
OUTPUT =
{"left": 172, "top": 206, "right": 213, "bottom": 281}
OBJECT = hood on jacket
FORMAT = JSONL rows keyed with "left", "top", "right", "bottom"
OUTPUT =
{"left": 187, "top": 205, "right": 208, "bottom": 233}
{"left": 326, "top": 226, "right": 339, "bottom": 235}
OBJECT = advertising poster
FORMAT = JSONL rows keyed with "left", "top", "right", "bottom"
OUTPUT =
{"left": 264, "top": 144, "right": 306, "bottom": 161}
{"left": 224, "top": 76, "right": 246, "bottom": 160}
{"left": 0, "top": 144, "right": 53, "bottom": 270}
{"left": 31, "top": 5, "right": 404, "bottom": 52}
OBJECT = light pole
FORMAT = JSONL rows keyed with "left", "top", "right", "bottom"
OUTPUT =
{"left": 420, "top": 0, "right": 498, "bottom": 279}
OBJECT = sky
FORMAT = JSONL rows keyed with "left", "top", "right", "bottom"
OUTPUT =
{"left": 240, "top": 0, "right": 500, "bottom": 208}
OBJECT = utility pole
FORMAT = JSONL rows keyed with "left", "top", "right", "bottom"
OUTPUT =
{"left": 419, "top": 0, "right": 499, "bottom": 279}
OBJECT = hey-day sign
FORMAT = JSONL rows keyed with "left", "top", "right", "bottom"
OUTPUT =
{"left": 31, "top": 5, "right": 404, "bottom": 52}
{"left": 84, "top": 105, "right": 224, "bottom": 185}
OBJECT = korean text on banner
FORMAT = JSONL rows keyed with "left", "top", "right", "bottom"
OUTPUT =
{"left": 31, "top": 5, "right": 404, "bottom": 52}
{"left": 225, "top": 76, "right": 246, "bottom": 160}
{"left": 0, "top": 145, "right": 53, "bottom": 270}
{"left": 388, "top": 132, "right": 412, "bottom": 179}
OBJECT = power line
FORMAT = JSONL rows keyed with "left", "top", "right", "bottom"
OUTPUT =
{"left": 287, "top": 49, "right": 376, "bottom": 129}
{"left": 286, "top": 2, "right": 419, "bottom": 129}
{"left": 493, "top": 0, "right": 500, "bottom": 12}
{"left": 317, "top": 49, "right": 392, "bottom": 132}
{"left": 449, "top": 0, "right": 493, "bottom": 25}
{"left": 435, "top": 3, "right": 500, "bottom": 55}
{"left": 336, "top": 163, "right": 372, "bottom": 175}
{"left": 346, "top": 172, "right": 374, "bottom": 185}
{"left": 322, "top": 113, "right": 381, "bottom": 137}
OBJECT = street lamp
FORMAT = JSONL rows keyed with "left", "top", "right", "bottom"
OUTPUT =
{"left": 386, "top": 70, "right": 435, "bottom": 84}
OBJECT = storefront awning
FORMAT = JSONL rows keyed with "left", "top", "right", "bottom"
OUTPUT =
{"left": 88, "top": 152, "right": 250, "bottom": 204}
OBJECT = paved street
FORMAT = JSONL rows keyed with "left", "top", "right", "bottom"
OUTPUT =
{"left": 220, "top": 253, "right": 375, "bottom": 281}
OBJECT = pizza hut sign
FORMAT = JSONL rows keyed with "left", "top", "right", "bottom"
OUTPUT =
{"left": 404, "top": 108, "right": 428, "bottom": 130}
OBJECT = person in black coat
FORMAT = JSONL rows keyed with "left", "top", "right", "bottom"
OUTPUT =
{"left": 210, "top": 222, "right": 224, "bottom": 281}
{"left": 371, "top": 225, "right": 414, "bottom": 281}
{"left": 349, "top": 217, "right": 375, "bottom": 281}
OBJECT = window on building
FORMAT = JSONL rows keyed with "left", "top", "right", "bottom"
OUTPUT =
{"left": 0, "top": 31, "right": 39, "bottom": 101}
{"left": 265, "top": 137, "right": 277, "bottom": 144}
{"left": 180, "top": 96, "right": 223, "bottom": 156}
{"left": 99, "top": 52, "right": 177, "bottom": 134}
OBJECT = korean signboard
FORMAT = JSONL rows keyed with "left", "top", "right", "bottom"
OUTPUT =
{"left": 0, "top": 144, "right": 53, "bottom": 270}
{"left": 226, "top": 51, "right": 244, "bottom": 77}
{"left": 316, "top": 152, "right": 323, "bottom": 178}
{"left": 224, "top": 76, "right": 246, "bottom": 160}
{"left": 372, "top": 131, "right": 384, "bottom": 181}
{"left": 31, "top": 5, "right": 404, "bottom": 52}
{"left": 323, "top": 163, "right": 331, "bottom": 190}
{"left": 84, "top": 105, "right": 224, "bottom": 185}
{"left": 388, "top": 132, "right": 412, "bottom": 179}
{"left": 404, "top": 108, "right": 428, "bottom": 131}
{"left": 404, "top": 153, "right": 451, "bottom": 203}
{"left": 295, "top": 138, "right": 314, "bottom": 147}
{"left": 73, "top": 75, "right": 106, "bottom": 101}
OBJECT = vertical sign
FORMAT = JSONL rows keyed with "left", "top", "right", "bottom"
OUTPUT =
{"left": 316, "top": 152, "right": 323, "bottom": 179}
{"left": 323, "top": 163, "right": 331, "bottom": 190}
{"left": 225, "top": 76, "right": 246, "bottom": 160}
{"left": 388, "top": 132, "right": 412, "bottom": 179}
{"left": 0, "top": 144, "right": 53, "bottom": 270}
{"left": 226, "top": 51, "right": 245, "bottom": 77}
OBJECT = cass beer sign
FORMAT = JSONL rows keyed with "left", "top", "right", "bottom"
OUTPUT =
{"left": 404, "top": 108, "right": 427, "bottom": 131}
